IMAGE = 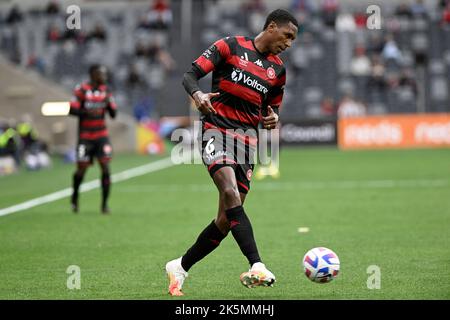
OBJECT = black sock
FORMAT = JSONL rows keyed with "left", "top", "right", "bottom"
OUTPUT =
{"left": 181, "top": 220, "right": 227, "bottom": 272}
{"left": 72, "top": 173, "right": 84, "bottom": 203}
{"left": 101, "top": 173, "right": 110, "bottom": 208}
{"left": 225, "top": 205, "right": 261, "bottom": 266}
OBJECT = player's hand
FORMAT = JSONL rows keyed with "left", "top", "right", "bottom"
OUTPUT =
{"left": 262, "top": 106, "right": 279, "bottom": 129}
{"left": 193, "top": 91, "right": 219, "bottom": 115}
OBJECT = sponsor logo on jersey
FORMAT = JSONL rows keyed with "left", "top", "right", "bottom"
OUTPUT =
{"left": 202, "top": 44, "right": 216, "bottom": 59}
{"left": 239, "top": 52, "right": 249, "bottom": 67}
{"left": 231, "top": 69, "right": 268, "bottom": 94}
{"left": 85, "top": 90, "right": 107, "bottom": 109}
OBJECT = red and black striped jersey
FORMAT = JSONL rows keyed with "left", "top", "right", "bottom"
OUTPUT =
{"left": 69, "top": 82, "right": 117, "bottom": 140}
{"left": 193, "top": 36, "right": 286, "bottom": 132}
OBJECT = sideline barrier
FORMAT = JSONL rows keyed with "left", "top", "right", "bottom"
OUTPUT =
{"left": 280, "top": 120, "right": 337, "bottom": 146}
{"left": 338, "top": 113, "right": 450, "bottom": 149}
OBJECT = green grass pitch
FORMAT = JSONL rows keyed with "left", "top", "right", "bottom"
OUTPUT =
{"left": 0, "top": 147, "right": 449, "bottom": 299}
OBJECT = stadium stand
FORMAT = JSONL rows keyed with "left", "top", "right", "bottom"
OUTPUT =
{"left": 0, "top": 0, "right": 449, "bottom": 122}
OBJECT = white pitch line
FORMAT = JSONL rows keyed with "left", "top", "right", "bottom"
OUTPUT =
{"left": 116, "top": 179, "right": 449, "bottom": 193}
{"left": 0, "top": 157, "right": 175, "bottom": 218}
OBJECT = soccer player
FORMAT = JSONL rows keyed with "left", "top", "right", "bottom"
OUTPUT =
{"left": 166, "top": 9, "right": 298, "bottom": 296}
{"left": 69, "top": 64, "right": 117, "bottom": 214}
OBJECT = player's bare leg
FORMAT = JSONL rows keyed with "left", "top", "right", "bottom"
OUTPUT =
{"left": 71, "top": 163, "right": 88, "bottom": 213}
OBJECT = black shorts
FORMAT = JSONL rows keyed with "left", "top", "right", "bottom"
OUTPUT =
{"left": 200, "top": 123, "right": 257, "bottom": 194}
{"left": 76, "top": 138, "right": 112, "bottom": 165}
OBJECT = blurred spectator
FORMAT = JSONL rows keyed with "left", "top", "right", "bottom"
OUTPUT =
{"left": 27, "top": 54, "right": 46, "bottom": 74}
{"left": 367, "top": 54, "right": 387, "bottom": 98}
{"left": 87, "top": 23, "right": 107, "bottom": 42}
{"left": 353, "top": 11, "right": 367, "bottom": 29}
{"left": 242, "top": 0, "right": 267, "bottom": 35}
{"left": 46, "top": 23, "right": 62, "bottom": 42}
{"left": 0, "top": 121, "right": 20, "bottom": 167}
{"left": 17, "top": 118, "right": 51, "bottom": 171}
{"left": 127, "top": 63, "right": 147, "bottom": 89}
{"left": 336, "top": 12, "right": 356, "bottom": 32}
{"left": 291, "top": 0, "right": 314, "bottom": 14}
{"left": 382, "top": 34, "right": 402, "bottom": 65}
{"left": 6, "top": 5, "right": 23, "bottom": 24}
{"left": 411, "top": 33, "right": 428, "bottom": 66}
{"left": 320, "top": 97, "right": 336, "bottom": 117}
{"left": 134, "top": 96, "right": 155, "bottom": 123}
{"left": 442, "top": 3, "right": 450, "bottom": 25}
{"left": 337, "top": 94, "right": 367, "bottom": 118}
{"left": 367, "top": 34, "right": 385, "bottom": 55}
{"left": 156, "top": 46, "right": 176, "bottom": 72}
{"left": 135, "top": 40, "right": 148, "bottom": 57}
{"left": 16, "top": 117, "right": 38, "bottom": 151}
{"left": 146, "top": 0, "right": 173, "bottom": 30}
{"left": 242, "top": 0, "right": 266, "bottom": 13}
{"left": 410, "top": 0, "right": 428, "bottom": 19}
{"left": 45, "top": 1, "right": 60, "bottom": 15}
{"left": 395, "top": 3, "right": 413, "bottom": 19}
{"left": 321, "top": 0, "right": 338, "bottom": 28}
{"left": 397, "top": 68, "right": 418, "bottom": 95}
{"left": 350, "top": 46, "right": 371, "bottom": 76}
{"left": 135, "top": 40, "right": 176, "bottom": 71}
{"left": 63, "top": 28, "right": 86, "bottom": 43}
{"left": 289, "top": 34, "right": 311, "bottom": 77}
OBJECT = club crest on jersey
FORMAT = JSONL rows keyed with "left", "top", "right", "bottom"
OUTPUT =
{"left": 246, "top": 169, "right": 253, "bottom": 181}
{"left": 267, "top": 67, "right": 276, "bottom": 79}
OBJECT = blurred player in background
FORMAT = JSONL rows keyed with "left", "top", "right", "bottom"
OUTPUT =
{"left": 254, "top": 125, "right": 280, "bottom": 180}
{"left": 166, "top": 9, "right": 298, "bottom": 296}
{"left": 69, "top": 64, "right": 117, "bottom": 214}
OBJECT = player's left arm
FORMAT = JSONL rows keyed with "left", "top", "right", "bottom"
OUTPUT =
{"left": 106, "top": 92, "right": 117, "bottom": 119}
{"left": 182, "top": 37, "right": 231, "bottom": 115}
{"left": 262, "top": 71, "right": 285, "bottom": 129}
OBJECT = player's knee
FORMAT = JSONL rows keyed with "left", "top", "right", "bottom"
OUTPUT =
{"left": 222, "top": 186, "right": 241, "bottom": 206}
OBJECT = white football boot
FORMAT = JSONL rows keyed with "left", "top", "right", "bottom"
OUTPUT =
{"left": 240, "top": 262, "right": 276, "bottom": 288}
{"left": 165, "top": 257, "right": 188, "bottom": 296}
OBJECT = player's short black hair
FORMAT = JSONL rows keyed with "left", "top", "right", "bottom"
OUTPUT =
{"left": 263, "top": 9, "right": 299, "bottom": 30}
{"left": 89, "top": 64, "right": 104, "bottom": 76}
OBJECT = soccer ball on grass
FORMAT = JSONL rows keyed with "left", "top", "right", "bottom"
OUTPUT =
{"left": 302, "top": 247, "right": 340, "bottom": 283}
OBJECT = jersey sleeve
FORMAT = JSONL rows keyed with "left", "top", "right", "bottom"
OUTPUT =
{"left": 107, "top": 92, "right": 117, "bottom": 110}
{"left": 266, "top": 69, "right": 286, "bottom": 113}
{"left": 192, "top": 37, "right": 232, "bottom": 76}
{"left": 106, "top": 91, "right": 117, "bottom": 118}
{"left": 69, "top": 85, "right": 84, "bottom": 116}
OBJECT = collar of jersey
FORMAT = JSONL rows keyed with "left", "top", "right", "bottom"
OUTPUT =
{"left": 251, "top": 38, "right": 269, "bottom": 57}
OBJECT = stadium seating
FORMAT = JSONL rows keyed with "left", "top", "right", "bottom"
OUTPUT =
{"left": 0, "top": 0, "right": 449, "bottom": 120}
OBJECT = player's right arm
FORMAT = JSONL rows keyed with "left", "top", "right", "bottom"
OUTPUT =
{"left": 182, "top": 38, "right": 231, "bottom": 115}
{"left": 69, "top": 85, "right": 86, "bottom": 117}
